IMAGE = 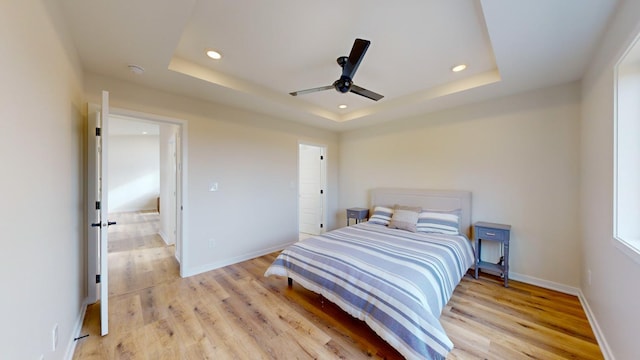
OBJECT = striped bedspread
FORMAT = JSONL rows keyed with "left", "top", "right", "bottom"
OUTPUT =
{"left": 264, "top": 222, "right": 475, "bottom": 360}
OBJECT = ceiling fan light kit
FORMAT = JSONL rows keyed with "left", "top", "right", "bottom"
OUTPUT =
{"left": 290, "top": 38, "right": 384, "bottom": 101}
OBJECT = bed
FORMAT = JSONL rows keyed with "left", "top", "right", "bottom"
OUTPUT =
{"left": 264, "top": 189, "right": 475, "bottom": 360}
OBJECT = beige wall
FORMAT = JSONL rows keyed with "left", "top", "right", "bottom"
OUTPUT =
{"left": 0, "top": 1, "right": 85, "bottom": 359}
{"left": 84, "top": 74, "right": 340, "bottom": 276}
{"left": 581, "top": 0, "right": 640, "bottom": 358}
{"left": 339, "top": 82, "right": 582, "bottom": 289}
{"left": 108, "top": 134, "right": 160, "bottom": 212}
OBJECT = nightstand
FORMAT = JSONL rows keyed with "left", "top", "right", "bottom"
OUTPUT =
{"left": 474, "top": 221, "right": 511, "bottom": 287}
{"left": 346, "top": 207, "right": 369, "bottom": 226}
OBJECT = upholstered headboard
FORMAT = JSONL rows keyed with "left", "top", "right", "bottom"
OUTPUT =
{"left": 369, "top": 188, "right": 472, "bottom": 237}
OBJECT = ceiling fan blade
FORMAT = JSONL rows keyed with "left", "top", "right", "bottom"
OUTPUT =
{"left": 342, "top": 38, "right": 370, "bottom": 79}
{"left": 350, "top": 84, "right": 384, "bottom": 101}
{"left": 289, "top": 85, "right": 334, "bottom": 96}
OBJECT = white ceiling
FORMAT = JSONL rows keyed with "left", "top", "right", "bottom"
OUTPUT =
{"left": 56, "top": 0, "right": 618, "bottom": 131}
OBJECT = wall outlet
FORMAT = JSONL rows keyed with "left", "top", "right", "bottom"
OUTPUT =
{"left": 52, "top": 323, "right": 59, "bottom": 351}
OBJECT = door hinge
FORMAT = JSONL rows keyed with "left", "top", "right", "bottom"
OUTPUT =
{"left": 320, "top": 189, "right": 324, "bottom": 194}
{"left": 320, "top": 224, "right": 324, "bottom": 228}
{"left": 320, "top": 155, "right": 324, "bottom": 160}
{"left": 95, "top": 201, "right": 101, "bottom": 210}
{"left": 95, "top": 127, "right": 101, "bottom": 136}
{"left": 96, "top": 274, "right": 101, "bottom": 283}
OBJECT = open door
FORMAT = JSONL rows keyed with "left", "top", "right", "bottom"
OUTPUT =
{"left": 87, "top": 91, "right": 113, "bottom": 336}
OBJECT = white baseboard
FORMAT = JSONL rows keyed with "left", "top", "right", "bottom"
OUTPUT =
{"left": 158, "top": 230, "right": 174, "bottom": 245}
{"left": 181, "top": 241, "right": 296, "bottom": 278}
{"left": 64, "top": 300, "right": 88, "bottom": 360}
{"left": 509, "top": 271, "right": 580, "bottom": 295}
{"left": 509, "top": 272, "right": 614, "bottom": 360}
{"left": 576, "top": 290, "right": 615, "bottom": 360}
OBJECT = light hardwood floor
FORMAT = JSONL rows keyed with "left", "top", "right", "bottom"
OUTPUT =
{"left": 73, "top": 212, "right": 603, "bottom": 359}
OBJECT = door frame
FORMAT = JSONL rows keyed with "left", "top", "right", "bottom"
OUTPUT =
{"left": 298, "top": 142, "right": 327, "bottom": 235}
{"left": 107, "top": 106, "right": 189, "bottom": 273}
{"left": 86, "top": 105, "right": 189, "bottom": 296}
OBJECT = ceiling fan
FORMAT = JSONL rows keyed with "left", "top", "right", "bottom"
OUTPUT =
{"left": 289, "top": 38, "right": 384, "bottom": 101}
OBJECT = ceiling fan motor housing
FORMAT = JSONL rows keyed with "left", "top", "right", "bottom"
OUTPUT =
{"left": 290, "top": 38, "right": 382, "bottom": 101}
{"left": 333, "top": 76, "right": 352, "bottom": 93}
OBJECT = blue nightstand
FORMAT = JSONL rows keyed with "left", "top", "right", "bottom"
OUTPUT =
{"left": 346, "top": 207, "right": 369, "bottom": 226}
{"left": 474, "top": 221, "right": 511, "bottom": 287}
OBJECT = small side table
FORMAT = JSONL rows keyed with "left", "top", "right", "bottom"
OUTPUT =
{"left": 474, "top": 221, "right": 511, "bottom": 287}
{"left": 346, "top": 207, "right": 369, "bottom": 226}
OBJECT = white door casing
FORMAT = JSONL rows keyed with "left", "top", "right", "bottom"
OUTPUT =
{"left": 174, "top": 131, "right": 183, "bottom": 263}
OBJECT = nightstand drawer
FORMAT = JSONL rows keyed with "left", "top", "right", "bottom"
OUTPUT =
{"left": 477, "top": 227, "right": 507, "bottom": 241}
{"left": 347, "top": 208, "right": 369, "bottom": 219}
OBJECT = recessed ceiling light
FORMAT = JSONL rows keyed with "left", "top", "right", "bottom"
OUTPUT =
{"left": 451, "top": 64, "right": 467, "bottom": 72}
{"left": 206, "top": 49, "right": 222, "bottom": 60}
{"left": 338, "top": 104, "right": 348, "bottom": 109}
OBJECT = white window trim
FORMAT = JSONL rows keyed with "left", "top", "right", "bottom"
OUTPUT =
{"left": 612, "top": 29, "right": 640, "bottom": 265}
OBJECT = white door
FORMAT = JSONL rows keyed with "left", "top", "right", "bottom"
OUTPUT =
{"left": 87, "top": 91, "right": 111, "bottom": 336}
{"left": 299, "top": 144, "right": 326, "bottom": 235}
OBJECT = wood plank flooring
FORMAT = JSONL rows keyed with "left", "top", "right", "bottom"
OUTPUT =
{"left": 73, "top": 212, "right": 603, "bottom": 359}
